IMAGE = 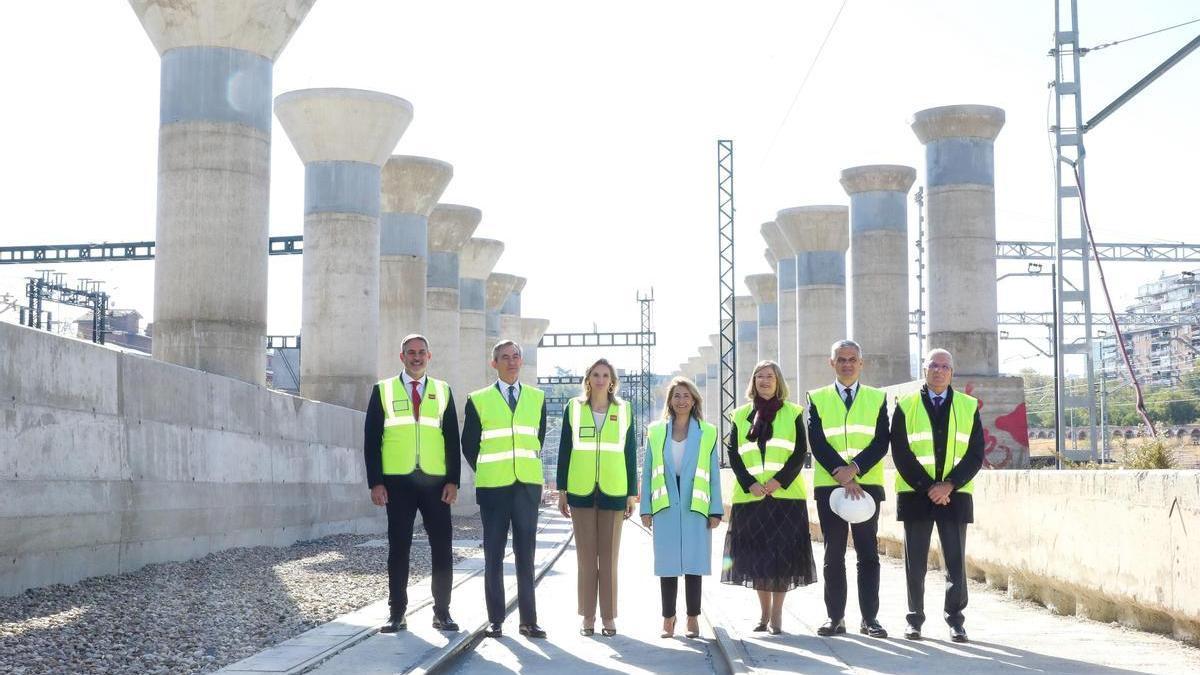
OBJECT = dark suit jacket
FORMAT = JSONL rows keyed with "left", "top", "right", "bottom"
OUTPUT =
{"left": 363, "top": 384, "right": 461, "bottom": 489}
{"left": 890, "top": 385, "right": 984, "bottom": 523}
{"left": 461, "top": 383, "right": 549, "bottom": 506}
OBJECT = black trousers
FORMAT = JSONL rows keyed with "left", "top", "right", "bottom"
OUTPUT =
{"left": 815, "top": 487, "right": 882, "bottom": 622}
{"left": 384, "top": 476, "right": 453, "bottom": 617}
{"left": 660, "top": 575, "right": 702, "bottom": 618}
{"left": 479, "top": 482, "right": 542, "bottom": 625}
{"left": 902, "top": 519, "right": 968, "bottom": 629}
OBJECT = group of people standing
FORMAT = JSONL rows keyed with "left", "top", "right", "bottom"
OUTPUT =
{"left": 363, "top": 333, "right": 983, "bottom": 644}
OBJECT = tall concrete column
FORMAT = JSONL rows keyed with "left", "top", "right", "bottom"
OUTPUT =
{"left": 745, "top": 273, "right": 778, "bottom": 365}
{"left": 131, "top": 0, "right": 315, "bottom": 383}
{"left": 275, "top": 88, "right": 412, "bottom": 410}
{"left": 912, "top": 105, "right": 1006, "bottom": 376}
{"left": 498, "top": 276, "right": 527, "bottom": 347}
{"left": 378, "top": 155, "right": 453, "bottom": 378}
{"left": 735, "top": 294, "right": 758, "bottom": 393}
{"left": 777, "top": 206, "right": 849, "bottom": 398}
{"left": 700, "top": 342, "right": 718, "bottom": 423}
{"left": 762, "top": 221, "right": 797, "bottom": 388}
{"left": 519, "top": 317, "right": 550, "bottom": 384}
{"left": 427, "top": 204, "right": 480, "bottom": 406}
{"left": 841, "top": 165, "right": 917, "bottom": 386}
{"left": 459, "top": 238, "right": 505, "bottom": 399}
{"left": 486, "top": 273, "right": 519, "bottom": 361}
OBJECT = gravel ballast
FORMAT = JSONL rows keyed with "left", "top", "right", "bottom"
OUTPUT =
{"left": 0, "top": 515, "right": 483, "bottom": 675}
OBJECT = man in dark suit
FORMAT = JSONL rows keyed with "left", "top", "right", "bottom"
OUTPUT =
{"left": 364, "top": 334, "right": 460, "bottom": 633}
{"left": 461, "top": 339, "right": 549, "bottom": 639}
{"left": 890, "top": 348, "right": 984, "bottom": 643}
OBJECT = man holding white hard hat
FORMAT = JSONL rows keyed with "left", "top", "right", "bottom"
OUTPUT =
{"left": 806, "top": 339, "right": 891, "bottom": 639}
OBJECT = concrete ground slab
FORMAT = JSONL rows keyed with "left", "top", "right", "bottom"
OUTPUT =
{"left": 702, "top": 523, "right": 1200, "bottom": 674}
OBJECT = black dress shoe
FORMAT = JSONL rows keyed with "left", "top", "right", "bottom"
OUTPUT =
{"left": 817, "top": 619, "right": 846, "bottom": 636}
{"left": 519, "top": 623, "right": 547, "bottom": 639}
{"left": 483, "top": 622, "right": 503, "bottom": 638}
{"left": 860, "top": 619, "right": 888, "bottom": 638}
{"left": 903, "top": 624, "right": 921, "bottom": 640}
{"left": 380, "top": 611, "right": 407, "bottom": 633}
{"left": 432, "top": 615, "right": 459, "bottom": 632}
{"left": 950, "top": 625, "right": 968, "bottom": 643}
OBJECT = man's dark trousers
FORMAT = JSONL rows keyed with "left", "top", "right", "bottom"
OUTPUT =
{"left": 479, "top": 482, "right": 541, "bottom": 625}
{"left": 815, "top": 485, "right": 883, "bottom": 623}
{"left": 902, "top": 518, "right": 968, "bottom": 629}
{"left": 385, "top": 474, "right": 453, "bottom": 618}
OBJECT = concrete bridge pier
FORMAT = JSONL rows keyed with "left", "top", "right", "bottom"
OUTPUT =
{"left": 700, "top": 343, "right": 718, "bottom": 422}
{"left": 458, "top": 238, "right": 505, "bottom": 398}
{"left": 378, "top": 155, "right": 454, "bottom": 378}
{"left": 486, "top": 273, "right": 520, "bottom": 361}
{"left": 274, "top": 88, "right": 413, "bottom": 410}
{"left": 519, "top": 317, "right": 550, "bottom": 385}
{"left": 745, "top": 272, "right": 778, "bottom": 366}
{"left": 130, "top": 0, "right": 316, "bottom": 384}
{"left": 777, "top": 205, "right": 849, "bottom": 398}
{"left": 735, "top": 295, "right": 757, "bottom": 395}
{"left": 840, "top": 164, "right": 917, "bottom": 386}
{"left": 498, "top": 276, "right": 526, "bottom": 348}
{"left": 762, "top": 222, "right": 797, "bottom": 387}
{"left": 426, "top": 204, "right": 480, "bottom": 412}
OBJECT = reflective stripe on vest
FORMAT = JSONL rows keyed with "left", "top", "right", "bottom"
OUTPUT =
{"left": 894, "top": 390, "right": 977, "bottom": 494}
{"left": 730, "top": 401, "right": 807, "bottom": 503}
{"left": 808, "top": 384, "right": 886, "bottom": 487}
{"left": 566, "top": 397, "right": 630, "bottom": 497}
{"left": 378, "top": 376, "right": 449, "bottom": 476}
{"left": 646, "top": 420, "right": 717, "bottom": 516}
{"left": 471, "top": 384, "right": 545, "bottom": 488}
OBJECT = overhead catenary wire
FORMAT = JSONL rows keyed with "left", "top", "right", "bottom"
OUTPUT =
{"left": 1082, "top": 17, "right": 1200, "bottom": 54}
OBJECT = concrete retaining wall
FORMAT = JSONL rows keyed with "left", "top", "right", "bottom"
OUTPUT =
{"left": 0, "top": 322, "right": 384, "bottom": 597}
{"left": 718, "top": 467, "right": 1200, "bottom": 643}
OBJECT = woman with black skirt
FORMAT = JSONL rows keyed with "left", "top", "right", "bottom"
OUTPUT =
{"left": 721, "top": 360, "right": 817, "bottom": 634}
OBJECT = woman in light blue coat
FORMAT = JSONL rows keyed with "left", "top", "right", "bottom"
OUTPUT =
{"left": 640, "top": 376, "right": 723, "bottom": 638}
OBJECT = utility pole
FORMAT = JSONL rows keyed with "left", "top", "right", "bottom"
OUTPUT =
{"left": 716, "top": 140, "right": 736, "bottom": 462}
{"left": 913, "top": 186, "right": 927, "bottom": 369}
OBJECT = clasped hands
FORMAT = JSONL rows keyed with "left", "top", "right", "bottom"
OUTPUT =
{"left": 925, "top": 481, "right": 953, "bottom": 505}
{"left": 749, "top": 478, "right": 782, "bottom": 498}
{"left": 832, "top": 464, "right": 866, "bottom": 500}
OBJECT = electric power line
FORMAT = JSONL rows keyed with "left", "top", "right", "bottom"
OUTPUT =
{"left": 1083, "top": 17, "right": 1200, "bottom": 54}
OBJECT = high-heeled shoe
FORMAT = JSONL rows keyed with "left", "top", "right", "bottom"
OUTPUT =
{"left": 768, "top": 623, "right": 783, "bottom": 635}
{"left": 601, "top": 621, "right": 617, "bottom": 637}
{"left": 752, "top": 620, "right": 769, "bottom": 632}
{"left": 580, "top": 617, "right": 595, "bottom": 636}
{"left": 660, "top": 616, "right": 677, "bottom": 638}
{"left": 685, "top": 616, "right": 700, "bottom": 639}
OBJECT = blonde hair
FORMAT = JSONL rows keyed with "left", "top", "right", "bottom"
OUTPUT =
{"left": 744, "top": 360, "right": 789, "bottom": 402}
{"left": 660, "top": 376, "right": 704, "bottom": 421}
{"left": 581, "top": 358, "right": 621, "bottom": 405}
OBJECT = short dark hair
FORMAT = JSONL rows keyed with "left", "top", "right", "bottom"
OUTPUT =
{"left": 491, "top": 339, "right": 522, "bottom": 360}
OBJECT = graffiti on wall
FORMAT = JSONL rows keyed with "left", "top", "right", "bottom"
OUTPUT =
{"left": 964, "top": 382, "right": 1029, "bottom": 469}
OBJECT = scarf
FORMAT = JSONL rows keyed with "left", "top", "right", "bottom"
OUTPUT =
{"left": 746, "top": 395, "right": 784, "bottom": 446}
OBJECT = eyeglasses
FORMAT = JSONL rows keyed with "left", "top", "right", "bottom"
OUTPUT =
{"left": 925, "top": 363, "right": 952, "bottom": 372}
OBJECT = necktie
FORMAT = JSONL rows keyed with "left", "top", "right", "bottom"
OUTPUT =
{"left": 843, "top": 387, "right": 854, "bottom": 410}
{"left": 932, "top": 395, "right": 943, "bottom": 413}
{"left": 507, "top": 385, "right": 517, "bottom": 412}
{"left": 411, "top": 381, "right": 421, "bottom": 421}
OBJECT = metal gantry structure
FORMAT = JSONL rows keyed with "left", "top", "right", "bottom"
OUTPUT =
{"left": 24, "top": 272, "right": 110, "bottom": 344}
{"left": 912, "top": 187, "right": 927, "bottom": 363}
{"left": 716, "top": 140, "right": 737, "bottom": 456}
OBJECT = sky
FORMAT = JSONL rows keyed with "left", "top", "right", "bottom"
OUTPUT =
{"left": 1, "top": 0, "right": 1197, "bottom": 380}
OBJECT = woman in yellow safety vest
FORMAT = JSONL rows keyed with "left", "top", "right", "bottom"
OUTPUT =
{"left": 640, "top": 376, "right": 723, "bottom": 639}
{"left": 556, "top": 358, "right": 637, "bottom": 637}
{"left": 720, "top": 360, "right": 817, "bottom": 635}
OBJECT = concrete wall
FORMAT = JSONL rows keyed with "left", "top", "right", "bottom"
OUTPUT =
{"left": 0, "top": 322, "right": 383, "bottom": 597}
{"left": 717, "top": 467, "right": 1200, "bottom": 643}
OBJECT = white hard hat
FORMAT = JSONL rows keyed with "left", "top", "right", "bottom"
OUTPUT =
{"left": 829, "top": 487, "right": 876, "bottom": 524}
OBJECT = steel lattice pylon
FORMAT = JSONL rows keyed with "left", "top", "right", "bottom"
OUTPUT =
{"left": 717, "top": 140, "right": 736, "bottom": 464}
{"left": 637, "top": 290, "right": 655, "bottom": 447}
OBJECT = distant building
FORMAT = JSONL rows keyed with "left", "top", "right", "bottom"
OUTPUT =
{"left": 74, "top": 309, "right": 151, "bottom": 353}
{"left": 1102, "top": 270, "right": 1199, "bottom": 385}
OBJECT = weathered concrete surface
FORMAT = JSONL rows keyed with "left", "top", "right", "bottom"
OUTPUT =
{"left": 762, "top": 222, "right": 795, "bottom": 384}
{"left": 842, "top": 164, "right": 917, "bottom": 387}
{"left": 458, "top": 239, "right": 505, "bottom": 399}
{"left": 378, "top": 155, "right": 454, "bottom": 378}
{"left": 498, "top": 276, "right": 526, "bottom": 350}
{"left": 519, "top": 317, "right": 550, "bottom": 385}
{"left": 426, "top": 204, "right": 480, "bottom": 414}
{"left": 699, "top": 344, "right": 719, "bottom": 422}
{"left": 735, "top": 295, "right": 757, "bottom": 394}
{"left": 131, "top": 0, "right": 315, "bottom": 384}
{"left": 912, "top": 104, "right": 1005, "bottom": 377}
{"left": 745, "top": 272, "right": 778, "bottom": 365}
{"left": 776, "top": 205, "right": 849, "bottom": 398}
{"left": 0, "top": 322, "right": 381, "bottom": 597}
{"left": 884, "top": 375, "right": 1030, "bottom": 469}
{"left": 276, "top": 88, "right": 413, "bottom": 411}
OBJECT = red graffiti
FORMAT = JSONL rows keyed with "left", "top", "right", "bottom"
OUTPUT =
{"left": 962, "top": 382, "right": 1026, "bottom": 469}
{"left": 995, "top": 403, "right": 1029, "bottom": 447}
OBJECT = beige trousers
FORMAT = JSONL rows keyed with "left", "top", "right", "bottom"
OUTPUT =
{"left": 570, "top": 506, "right": 624, "bottom": 620}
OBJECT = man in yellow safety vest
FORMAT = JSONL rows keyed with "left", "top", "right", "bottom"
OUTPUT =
{"left": 807, "top": 339, "right": 891, "bottom": 639}
{"left": 461, "top": 339, "right": 548, "bottom": 639}
{"left": 364, "top": 334, "right": 460, "bottom": 634}
{"left": 890, "top": 348, "right": 984, "bottom": 644}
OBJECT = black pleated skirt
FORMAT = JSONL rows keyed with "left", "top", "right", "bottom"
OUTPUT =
{"left": 720, "top": 497, "right": 818, "bottom": 592}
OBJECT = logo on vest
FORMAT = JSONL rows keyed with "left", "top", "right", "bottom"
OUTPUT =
{"left": 393, "top": 400, "right": 409, "bottom": 412}
{"left": 609, "top": 414, "right": 618, "bottom": 421}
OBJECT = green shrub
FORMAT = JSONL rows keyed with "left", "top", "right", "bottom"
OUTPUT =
{"left": 1121, "top": 436, "right": 1177, "bottom": 470}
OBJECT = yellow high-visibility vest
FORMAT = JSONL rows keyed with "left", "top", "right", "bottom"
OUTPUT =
{"left": 646, "top": 420, "right": 717, "bottom": 516}
{"left": 894, "top": 390, "right": 977, "bottom": 494}
{"left": 470, "top": 383, "right": 545, "bottom": 488}
{"left": 378, "top": 376, "right": 449, "bottom": 476}
{"left": 566, "top": 397, "right": 630, "bottom": 497}
{"left": 807, "top": 384, "right": 886, "bottom": 487}
{"left": 730, "top": 401, "right": 807, "bottom": 504}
